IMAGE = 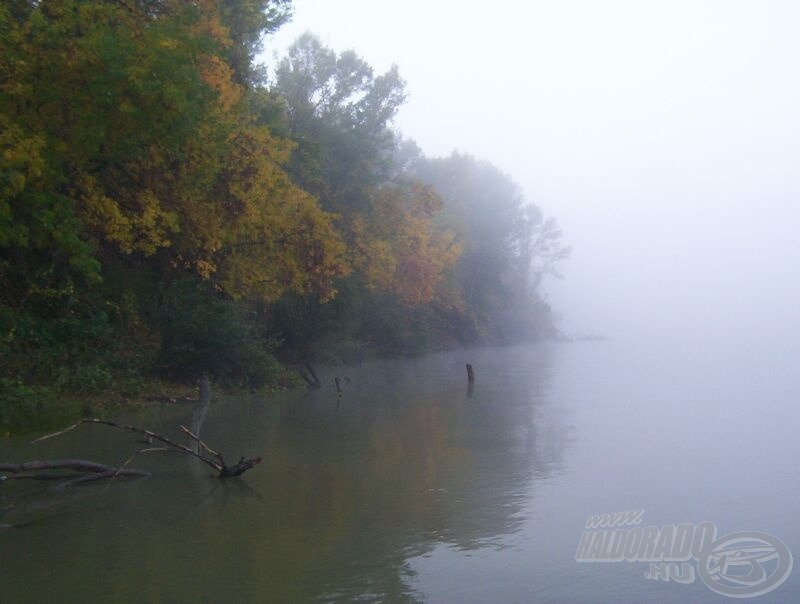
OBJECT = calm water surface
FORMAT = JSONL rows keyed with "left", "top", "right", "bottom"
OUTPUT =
{"left": 1, "top": 340, "right": 798, "bottom": 602}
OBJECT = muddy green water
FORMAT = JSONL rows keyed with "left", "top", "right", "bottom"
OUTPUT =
{"left": 1, "top": 341, "right": 798, "bottom": 602}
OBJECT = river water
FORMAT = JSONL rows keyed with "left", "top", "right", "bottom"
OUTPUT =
{"left": 1, "top": 339, "right": 798, "bottom": 602}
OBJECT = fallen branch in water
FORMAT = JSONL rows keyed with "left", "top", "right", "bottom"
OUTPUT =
{"left": 32, "top": 418, "right": 261, "bottom": 479}
{"left": 0, "top": 459, "right": 149, "bottom": 489}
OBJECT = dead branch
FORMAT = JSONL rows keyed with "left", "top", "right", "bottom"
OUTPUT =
{"left": 33, "top": 419, "right": 222, "bottom": 471}
{"left": 25, "top": 380, "right": 260, "bottom": 481}
{"left": 0, "top": 459, "right": 149, "bottom": 488}
{"left": 0, "top": 459, "right": 148, "bottom": 477}
{"left": 54, "top": 471, "right": 139, "bottom": 490}
{"left": 180, "top": 425, "right": 222, "bottom": 461}
{"left": 219, "top": 456, "right": 262, "bottom": 478}
{"left": 32, "top": 419, "right": 261, "bottom": 479}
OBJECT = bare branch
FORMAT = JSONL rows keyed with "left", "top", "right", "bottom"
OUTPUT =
{"left": 29, "top": 418, "right": 261, "bottom": 478}
{"left": 30, "top": 423, "right": 81, "bottom": 444}
{"left": 34, "top": 419, "right": 223, "bottom": 472}
{"left": 180, "top": 425, "right": 225, "bottom": 466}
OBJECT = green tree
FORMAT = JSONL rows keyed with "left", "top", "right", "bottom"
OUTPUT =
{"left": 274, "top": 32, "right": 406, "bottom": 213}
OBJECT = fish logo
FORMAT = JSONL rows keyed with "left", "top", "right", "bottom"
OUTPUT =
{"left": 698, "top": 531, "right": 793, "bottom": 598}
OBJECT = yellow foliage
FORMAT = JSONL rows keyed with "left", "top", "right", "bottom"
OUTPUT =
{"left": 351, "top": 184, "right": 461, "bottom": 306}
{"left": 0, "top": 0, "right": 461, "bottom": 311}
{"left": 74, "top": 174, "right": 178, "bottom": 256}
{"left": 207, "top": 126, "right": 351, "bottom": 302}
{"left": 201, "top": 55, "right": 242, "bottom": 112}
{"left": 190, "top": 1, "right": 234, "bottom": 47}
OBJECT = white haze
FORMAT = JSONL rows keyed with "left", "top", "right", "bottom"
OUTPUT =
{"left": 263, "top": 0, "right": 800, "bottom": 345}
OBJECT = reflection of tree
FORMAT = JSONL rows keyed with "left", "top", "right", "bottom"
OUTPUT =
{"left": 257, "top": 343, "right": 567, "bottom": 600}
{"left": 0, "top": 346, "right": 567, "bottom": 603}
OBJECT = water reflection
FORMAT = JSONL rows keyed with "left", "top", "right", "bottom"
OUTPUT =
{"left": 0, "top": 344, "right": 567, "bottom": 603}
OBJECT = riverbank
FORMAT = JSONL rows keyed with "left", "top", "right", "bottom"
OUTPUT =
{"left": 0, "top": 370, "right": 304, "bottom": 437}
{"left": 0, "top": 334, "right": 527, "bottom": 436}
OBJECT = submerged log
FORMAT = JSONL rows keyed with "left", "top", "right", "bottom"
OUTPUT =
{"left": 0, "top": 459, "right": 147, "bottom": 476}
{"left": 0, "top": 459, "right": 149, "bottom": 488}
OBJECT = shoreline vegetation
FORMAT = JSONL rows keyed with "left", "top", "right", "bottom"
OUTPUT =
{"left": 0, "top": 1, "right": 568, "bottom": 435}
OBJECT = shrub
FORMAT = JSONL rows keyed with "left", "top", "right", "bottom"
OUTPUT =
{"left": 154, "top": 279, "right": 283, "bottom": 388}
{"left": 0, "top": 378, "right": 77, "bottom": 435}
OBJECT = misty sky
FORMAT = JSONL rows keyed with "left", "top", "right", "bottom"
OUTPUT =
{"left": 263, "top": 0, "right": 800, "bottom": 342}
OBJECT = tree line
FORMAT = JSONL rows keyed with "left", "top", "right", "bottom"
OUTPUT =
{"left": 0, "top": 1, "right": 568, "bottom": 432}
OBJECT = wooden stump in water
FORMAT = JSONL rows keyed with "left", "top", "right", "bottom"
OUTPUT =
{"left": 298, "top": 363, "right": 322, "bottom": 389}
{"left": 466, "top": 363, "right": 475, "bottom": 398}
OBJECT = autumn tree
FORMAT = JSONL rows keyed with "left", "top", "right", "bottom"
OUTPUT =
{"left": 0, "top": 1, "right": 350, "bottom": 303}
{"left": 269, "top": 34, "right": 461, "bottom": 357}
{"left": 0, "top": 1, "right": 352, "bottom": 405}
{"left": 0, "top": 4, "right": 569, "bottom": 429}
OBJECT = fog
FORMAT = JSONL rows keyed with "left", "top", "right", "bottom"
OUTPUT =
{"left": 5, "top": 5, "right": 800, "bottom": 599}
{"left": 266, "top": 0, "right": 800, "bottom": 344}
